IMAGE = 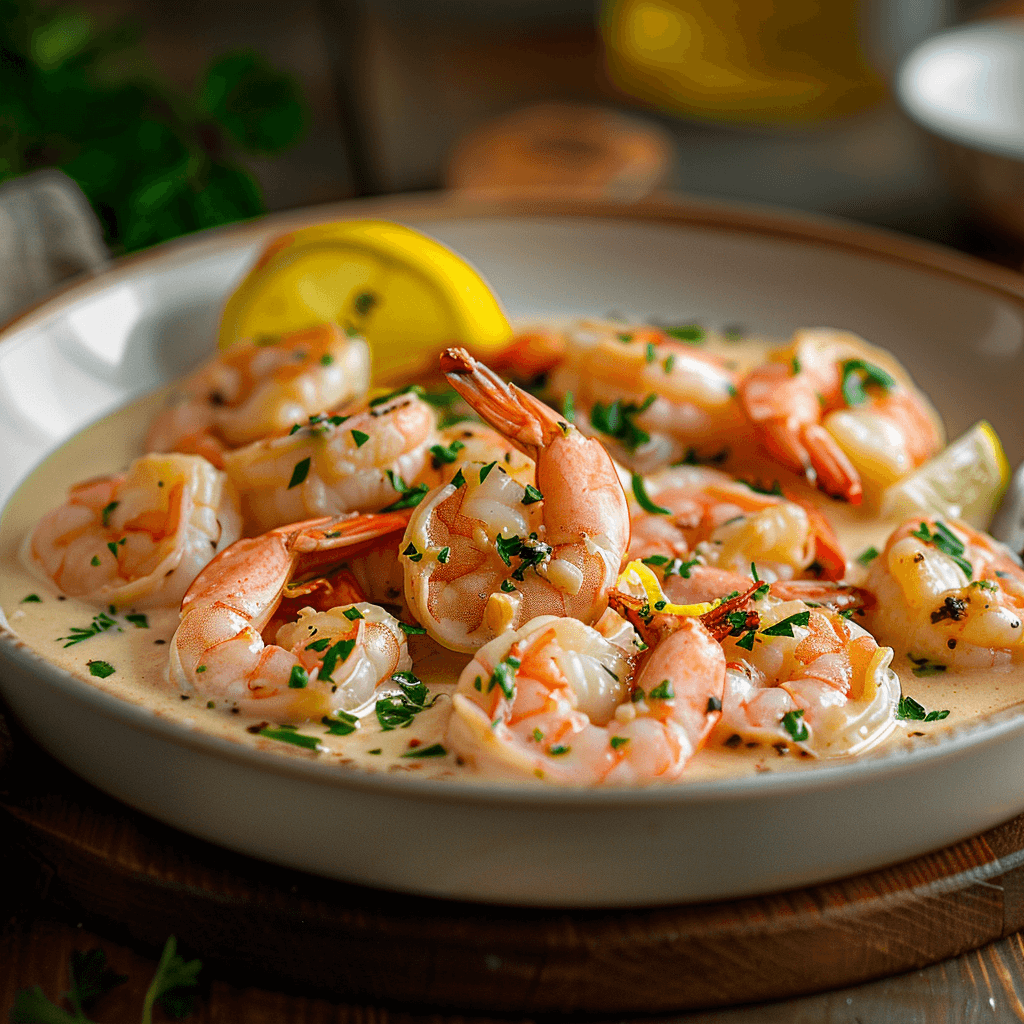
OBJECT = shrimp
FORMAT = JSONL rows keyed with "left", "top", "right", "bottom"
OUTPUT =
{"left": 627, "top": 465, "right": 847, "bottom": 581}
{"left": 146, "top": 323, "right": 371, "bottom": 467}
{"left": 24, "top": 453, "right": 242, "bottom": 609}
{"left": 401, "top": 348, "right": 630, "bottom": 653}
{"left": 545, "top": 321, "right": 750, "bottom": 473}
{"left": 222, "top": 389, "right": 438, "bottom": 534}
{"left": 445, "top": 610, "right": 726, "bottom": 785}
{"left": 169, "top": 511, "right": 413, "bottom": 721}
{"left": 611, "top": 581, "right": 898, "bottom": 758}
{"left": 424, "top": 421, "right": 536, "bottom": 489}
{"left": 738, "top": 329, "right": 944, "bottom": 504}
{"left": 863, "top": 517, "right": 1024, "bottom": 670}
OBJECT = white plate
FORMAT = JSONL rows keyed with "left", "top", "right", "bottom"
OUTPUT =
{"left": 3, "top": 194, "right": 1024, "bottom": 908}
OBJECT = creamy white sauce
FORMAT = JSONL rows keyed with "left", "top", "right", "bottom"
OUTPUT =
{"left": 2, "top": 337, "right": 1022, "bottom": 787}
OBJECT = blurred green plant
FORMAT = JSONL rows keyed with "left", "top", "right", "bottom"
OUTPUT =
{"left": 0, "top": 0, "right": 308, "bottom": 252}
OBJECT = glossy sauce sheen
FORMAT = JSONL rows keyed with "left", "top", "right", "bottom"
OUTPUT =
{"left": 3, "top": 342, "right": 1024, "bottom": 786}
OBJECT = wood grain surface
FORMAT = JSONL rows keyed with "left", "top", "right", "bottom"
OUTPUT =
{"left": 5, "top": 705, "right": 1024, "bottom": 1017}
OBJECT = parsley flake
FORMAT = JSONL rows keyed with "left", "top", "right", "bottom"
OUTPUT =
{"left": 488, "top": 655, "right": 521, "bottom": 699}
{"left": 522, "top": 484, "right": 544, "bottom": 505}
{"left": 87, "top": 660, "right": 115, "bottom": 678}
{"left": 288, "top": 457, "right": 311, "bottom": 489}
{"left": 590, "top": 394, "right": 656, "bottom": 451}
{"left": 351, "top": 429, "right": 370, "bottom": 448}
{"left": 631, "top": 473, "right": 670, "bottom": 515}
{"left": 840, "top": 358, "right": 896, "bottom": 406}
{"left": 781, "top": 709, "right": 809, "bottom": 742}
{"left": 760, "top": 611, "right": 811, "bottom": 637}
{"left": 259, "top": 726, "right": 321, "bottom": 751}
{"left": 401, "top": 743, "right": 447, "bottom": 758}
{"left": 898, "top": 694, "right": 950, "bottom": 720}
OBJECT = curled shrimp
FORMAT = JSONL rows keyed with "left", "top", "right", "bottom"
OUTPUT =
{"left": 738, "top": 329, "right": 943, "bottom": 504}
{"left": 223, "top": 389, "right": 438, "bottom": 534}
{"left": 545, "top": 321, "right": 750, "bottom": 472}
{"left": 863, "top": 517, "right": 1024, "bottom": 669}
{"left": 628, "top": 465, "right": 847, "bottom": 581}
{"left": 401, "top": 348, "right": 630, "bottom": 653}
{"left": 424, "top": 421, "right": 536, "bottom": 489}
{"left": 611, "top": 582, "right": 898, "bottom": 758}
{"left": 446, "top": 610, "right": 726, "bottom": 785}
{"left": 169, "top": 511, "right": 413, "bottom": 721}
{"left": 146, "top": 323, "right": 371, "bottom": 467}
{"left": 25, "top": 453, "right": 241, "bottom": 609}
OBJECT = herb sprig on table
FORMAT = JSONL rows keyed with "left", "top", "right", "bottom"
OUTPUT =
{"left": 11, "top": 935, "right": 201, "bottom": 1023}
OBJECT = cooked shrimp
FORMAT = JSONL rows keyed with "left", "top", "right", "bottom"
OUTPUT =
{"left": 545, "top": 321, "right": 750, "bottom": 472}
{"left": 628, "top": 465, "right": 847, "bottom": 581}
{"left": 863, "top": 517, "right": 1024, "bottom": 669}
{"left": 611, "top": 578, "right": 898, "bottom": 758}
{"left": 445, "top": 610, "right": 726, "bottom": 785}
{"left": 424, "top": 421, "right": 535, "bottom": 489}
{"left": 738, "top": 329, "right": 943, "bottom": 504}
{"left": 24, "top": 453, "right": 242, "bottom": 609}
{"left": 169, "top": 511, "right": 413, "bottom": 721}
{"left": 223, "top": 389, "right": 438, "bottom": 534}
{"left": 401, "top": 348, "right": 630, "bottom": 653}
{"left": 146, "top": 323, "right": 371, "bottom": 467}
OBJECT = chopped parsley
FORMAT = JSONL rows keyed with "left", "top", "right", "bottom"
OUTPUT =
{"left": 403, "top": 542, "right": 423, "bottom": 563}
{"left": 664, "top": 324, "right": 705, "bottom": 343}
{"left": 631, "top": 473, "right": 670, "bottom": 515}
{"left": 288, "top": 457, "right": 311, "bottom": 489}
{"left": 259, "top": 726, "right": 321, "bottom": 751}
{"left": 898, "top": 694, "right": 950, "bottom": 721}
{"left": 306, "top": 637, "right": 331, "bottom": 652}
{"left": 707, "top": 696, "right": 722, "bottom": 712}
{"left": 735, "top": 630, "right": 757, "bottom": 651}
{"left": 322, "top": 711, "right": 359, "bottom": 736}
{"left": 781, "top": 709, "right": 809, "bottom": 742}
{"left": 663, "top": 354, "right": 676, "bottom": 374}
{"left": 351, "top": 429, "right": 370, "bottom": 448}
{"left": 370, "top": 384, "right": 424, "bottom": 406}
{"left": 488, "top": 654, "right": 521, "bottom": 699}
{"left": 641, "top": 554, "right": 699, "bottom": 579}
{"left": 87, "top": 660, "right": 115, "bottom": 678}
{"left": 631, "top": 687, "right": 645, "bottom": 703}
{"left": 645, "top": 342, "right": 656, "bottom": 364}
{"left": 398, "top": 621, "right": 427, "bottom": 635}
{"left": 500, "top": 579, "right": 516, "bottom": 593}
{"left": 589, "top": 394, "right": 656, "bottom": 451}
{"left": 381, "top": 474, "right": 429, "bottom": 512}
{"left": 429, "top": 439, "right": 465, "bottom": 464}
{"left": 288, "top": 665, "right": 309, "bottom": 689}
{"left": 401, "top": 743, "right": 447, "bottom": 758}
{"left": 21, "top": 593, "right": 41, "bottom": 603}
{"left": 561, "top": 391, "right": 575, "bottom": 423}
{"left": 610, "top": 736, "right": 629, "bottom": 750}
{"left": 647, "top": 679, "right": 675, "bottom": 700}
{"left": 101, "top": 500, "right": 119, "bottom": 526}
{"left": 856, "top": 546, "right": 879, "bottom": 565}
{"left": 479, "top": 460, "right": 498, "bottom": 482}
{"left": 320, "top": 353, "right": 334, "bottom": 366}
{"left": 840, "top": 358, "right": 896, "bottom": 407}
{"left": 319, "top": 638, "right": 356, "bottom": 682}
{"left": 437, "top": 546, "right": 451, "bottom": 564}
{"left": 90, "top": 555, "right": 100, "bottom": 566}
{"left": 450, "top": 468, "right": 466, "bottom": 489}
{"left": 522, "top": 484, "right": 544, "bottom": 505}
{"left": 58, "top": 609, "right": 119, "bottom": 647}
{"left": 911, "top": 521, "right": 973, "bottom": 578}
{"left": 494, "top": 534, "right": 552, "bottom": 580}
{"left": 376, "top": 671, "right": 438, "bottom": 730}
{"left": 354, "top": 291, "right": 378, "bottom": 316}
{"left": 908, "top": 654, "right": 947, "bottom": 678}
{"left": 342, "top": 607, "right": 364, "bottom": 620}
{"left": 760, "top": 611, "right": 811, "bottom": 638}
{"left": 548, "top": 744, "right": 571, "bottom": 756}
{"left": 125, "top": 613, "right": 149, "bottom": 628}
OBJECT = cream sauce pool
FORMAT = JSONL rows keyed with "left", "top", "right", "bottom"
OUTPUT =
{"left": 2, "top": 336, "right": 1023, "bottom": 786}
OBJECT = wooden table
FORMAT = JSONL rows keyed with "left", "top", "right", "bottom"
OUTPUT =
{"left": 7, "top": 702, "right": 1024, "bottom": 1023}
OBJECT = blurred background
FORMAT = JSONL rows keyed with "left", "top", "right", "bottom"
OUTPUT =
{"left": 4, "top": 0, "right": 1024, "bottom": 272}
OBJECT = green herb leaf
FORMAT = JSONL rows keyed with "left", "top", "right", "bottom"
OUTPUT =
{"left": 840, "top": 358, "right": 896, "bottom": 406}
{"left": 125, "top": 613, "right": 148, "bottom": 629}
{"left": 760, "top": 611, "right": 811, "bottom": 638}
{"left": 306, "top": 637, "right": 331, "bottom": 652}
{"left": 735, "top": 630, "right": 757, "bottom": 651}
{"left": 856, "top": 546, "right": 879, "bottom": 565}
{"left": 450, "top": 468, "right": 466, "bottom": 489}
{"left": 342, "top": 607, "right": 364, "bottom": 620}
{"left": 907, "top": 654, "right": 948, "bottom": 678}
{"left": 522, "top": 484, "right": 544, "bottom": 505}
{"left": 288, "top": 665, "right": 308, "bottom": 689}
{"left": 59, "top": 610, "right": 120, "bottom": 647}
{"left": 21, "top": 594, "right": 41, "bottom": 603}
{"left": 647, "top": 679, "right": 675, "bottom": 700}
{"left": 488, "top": 655, "right": 521, "bottom": 699}
{"left": 561, "top": 391, "right": 575, "bottom": 423}
{"left": 429, "top": 439, "right": 465, "bottom": 464}
{"left": 381, "top": 482, "right": 428, "bottom": 512}
{"left": 898, "top": 693, "right": 950, "bottom": 719}
{"left": 258, "top": 726, "right": 320, "bottom": 751}
{"left": 781, "top": 709, "right": 809, "bottom": 742}
{"left": 376, "top": 672, "right": 438, "bottom": 730}
{"left": 590, "top": 395, "right": 656, "bottom": 451}
{"left": 288, "top": 457, "right": 310, "bottom": 489}
{"left": 401, "top": 743, "right": 447, "bottom": 758}
{"left": 631, "top": 474, "right": 670, "bottom": 515}
{"left": 610, "top": 736, "right": 629, "bottom": 750}
{"left": 548, "top": 744, "right": 571, "bottom": 756}
{"left": 398, "top": 621, "right": 427, "bottom": 635}
{"left": 911, "top": 521, "right": 973, "bottom": 578}
{"left": 351, "top": 429, "right": 369, "bottom": 448}
{"left": 322, "top": 711, "right": 359, "bottom": 736}
{"left": 319, "top": 638, "right": 356, "bottom": 682}
{"left": 101, "top": 500, "right": 119, "bottom": 527}
{"left": 664, "top": 325, "right": 705, "bottom": 343}
{"left": 437, "top": 546, "right": 451, "bottom": 564}
{"left": 479, "top": 460, "right": 497, "bottom": 482}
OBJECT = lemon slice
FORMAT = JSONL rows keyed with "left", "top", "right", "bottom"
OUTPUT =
{"left": 219, "top": 220, "right": 512, "bottom": 383}
{"left": 881, "top": 421, "right": 1010, "bottom": 528}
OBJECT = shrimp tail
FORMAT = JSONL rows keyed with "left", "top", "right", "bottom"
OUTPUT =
{"left": 441, "top": 346, "right": 562, "bottom": 453}
{"left": 802, "top": 424, "right": 862, "bottom": 505}
{"left": 783, "top": 490, "right": 848, "bottom": 580}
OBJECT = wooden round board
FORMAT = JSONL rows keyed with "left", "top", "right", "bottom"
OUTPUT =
{"left": 3, "top": 706, "right": 1024, "bottom": 1015}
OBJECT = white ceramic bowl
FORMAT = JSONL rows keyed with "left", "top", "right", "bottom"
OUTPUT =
{"left": 3, "top": 194, "right": 1024, "bottom": 908}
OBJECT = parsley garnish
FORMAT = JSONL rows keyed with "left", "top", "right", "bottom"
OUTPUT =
{"left": 488, "top": 654, "right": 521, "bottom": 699}
{"left": 450, "top": 468, "right": 466, "bottom": 489}
{"left": 370, "top": 383, "right": 424, "bottom": 406}
{"left": 87, "top": 660, "right": 115, "bottom": 678}
{"left": 647, "top": 679, "right": 675, "bottom": 700}
{"left": 376, "top": 671, "right": 438, "bottom": 730}
{"left": 631, "top": 473, "right": 670, "bottom": 515}
{"left": 322, "top": 710, "right": 359, "bottom": 736}
{"left": 707, "top": 696, "right": 722, "bottom": 712}
{"left": 429, "top": 439, "right": 465, "bottom": 464}
{"left": 398, "top": 621, "right": 427, "bottom": 635}
{"left": 760, "top": 611, "right": 811, "bottom": 637}
{"left": 342, "top": 607, "right": 364, "bottom": 620}
{"left": 288, "top": 665, "right": 308, "bottom": 689}
{"left": 548, "top": 744, "right": 571, "bottom": 756}
{"left": 479, "top": 460, "right": 497, "bottom": 482}
{"left": 403, "top": 542, "right": 423, "bottom": 563}
{"left": 663, "top": 354, "right": 676, "bottom": 373}
{"left": 306, "top": 637, "right": 331, "bottom": 652}
{"left": 351, "top": 429, "right": 369, "bottom": 448}
{"left": 259, "top": 726, "right": 321, "bottom": 751}
{"left": 401, "top": 743, "right": 447, "bottom": 758}
{"left": 665, "top": 324, "right": 705, "bottom": 343}
{"left": 522, "top": 484, "right": 544, "bottom": 505}
{"left": 911, "top": 521, "right": 973, "bottom": 578}
{"left": 898, "top": 694, "right": 950, "bottom": 720}
{"left": 641, "top": 554, "right": 698, "bottom": 579}
{"left": 781, "top": 709, "right": 809, "bottom": 742}
{"left": 500, "top": 579, "right": 516, "bottom": 592}
{"left": 857, "top": 546, "right": 879, "bottom": 565}
{"left": 288, "top": 457, "right": 311, "bottom": 489}
{"left": 908, "top": 654, "right": 947, "bottom": 678}
{"left": 610, "top": 736, "right": 629, "bottom": 749}
{"left": 91, "top": 555, "right": 101, "bottom": 566}
{"left": 319, "top": 638, "right": 356, "bottom": 682}
{"left": 101, "top": 500, "right": 119, "bottom": 526}
{"left": 840, "top": 358, "right": 896, "bottom": 406}
{"left": 561, "top": 391, "right": 575, "bottom": 423}
{"left": 493, "top": 534, "right": 552, "bottom": 580}
{"left": 354, "top": 290, "right": 378, "bottom": 316}
{"left": 21, "top": 593, "right": 41, "bottom": 603}
{"left": 437, "top": 546, "right": 451, "bottom": 564}
{"left": 589, "top": 394, "right": 656, "bottom": 451}
{"left": 59, "top": 609, "right": 119, "bottom": 647}
{"left": 735, "top": 630, "right": 757, "bottom": 651}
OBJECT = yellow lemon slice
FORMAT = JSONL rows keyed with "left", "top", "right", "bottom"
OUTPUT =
{"left": 219, "top": 220, "right": 512, "bottom": 383}
{"left": 881, "top": 421, "right": 1010, "bottom": 529}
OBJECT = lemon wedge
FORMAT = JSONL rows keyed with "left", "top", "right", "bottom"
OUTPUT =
{"left": 219, "top": 220, "right": 512, "bottom": 383}
{"left": 881, "top": 421, "right": 1010, "bottom": 528}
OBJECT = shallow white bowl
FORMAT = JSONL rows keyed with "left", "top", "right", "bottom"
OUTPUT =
{"left": 3, "top": 194, "right": 1024, "bottom": 908}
